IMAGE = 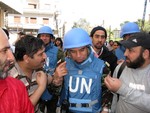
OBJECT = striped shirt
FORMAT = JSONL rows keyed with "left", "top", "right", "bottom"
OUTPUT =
{"left": 9, "top": 63, "right": 38, "bottom": 96}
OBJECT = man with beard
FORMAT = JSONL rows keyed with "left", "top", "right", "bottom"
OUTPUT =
{"left": 90, "top": 26, "right": 117, "bottom": 75}
{"left": 9, "top": 35, "right": 67, "bottom": 112}
{"left": 0, "top": 28, "right": 34, "bottom": 113}
{"left": 104, "top": 32, "right": 150, "bottom": 113}
{"left": 90, "top": 26, "right": 118, "bottom": 111}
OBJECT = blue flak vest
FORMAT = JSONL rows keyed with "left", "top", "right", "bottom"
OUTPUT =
{"left": 60, "top": 51, "right": 105, "bottom": 113}
{"left": 41, "top": 42, "right": 58, "bottom": 100}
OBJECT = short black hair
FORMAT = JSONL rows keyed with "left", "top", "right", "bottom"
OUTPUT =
{"left": 90, "top": 26, "right": 107, "bottom": 38}
{"left": 14, "top": 35, "right": 45, "bottom": 61}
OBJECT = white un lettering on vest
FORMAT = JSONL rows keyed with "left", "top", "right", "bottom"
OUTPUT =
{"left": 69, "top": 76, "right": 92, "bottom": 94}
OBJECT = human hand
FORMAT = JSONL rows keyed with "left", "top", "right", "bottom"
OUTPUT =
{"left": 100, "top": 107, "right": 109, "bottom": 113}
{"left": 36, "top": 71, "right": 47, "bottom": 90}
{"left": 104, "top": 74, "right": 122, "bottom": 92}
{"left": 54, "top": 61, "right": 67, "bottom": 78}
{"left": 52, "top": 61, "right": 67, "bottom": 86}
{"left": 52, "top": 76, "right": 63, "bottom": 86}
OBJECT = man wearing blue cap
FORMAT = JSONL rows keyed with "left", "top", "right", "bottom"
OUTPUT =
{"left": 37, "top": 26, "right": 65, "bottom": 113}
{"left": 115, "top": 22, "right": 140, "bottom": 64}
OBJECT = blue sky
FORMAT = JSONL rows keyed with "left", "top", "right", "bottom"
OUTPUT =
{"left": 57, "top": 0, "right": 150, "bottom": 30}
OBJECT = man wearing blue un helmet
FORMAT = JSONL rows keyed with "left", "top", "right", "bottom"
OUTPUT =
{"left": 37, "top": 26, "right": 66, "bottom": 113}
{"left": 59, "top": 28, "right": 109, "bottom": 113}
{"left": 115, "top": 22, "right": 140, "bottom": 64}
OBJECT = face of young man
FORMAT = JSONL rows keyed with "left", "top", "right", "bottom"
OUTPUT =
{"left": 124, "top": 46, "right": 145, "bottom": 69}
{"left": 69, "top": 46, "right": 89, "bottom": 64}
{"left": 0, "top": 29, "right": 15, "bottom": 79}
{"left": 91, "top": 30, "right": 106, "bottom": 52}
{"left": 39, "top": 34, "right": 51, "bottom": 45}
{"left": 27, "top": 46, "right": 47, "bottom": 70}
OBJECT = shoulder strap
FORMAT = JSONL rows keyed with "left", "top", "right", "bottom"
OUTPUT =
{"left": 117, "top": 61, "right": 126, "bottom": 101}
{"left": 117, "top": 61, "right": 126, "bottom": 78}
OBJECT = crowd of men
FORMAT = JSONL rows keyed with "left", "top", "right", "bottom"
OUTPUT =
{"left": 1, "top": 21, "right": 150, "bottom": 113}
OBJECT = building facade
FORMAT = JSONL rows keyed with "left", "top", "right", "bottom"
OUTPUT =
{"left": 0, "top": 0, "right": 23, "bottom": 27}
{"left": 8, "top": 0, "right": 59, "bottom": 36}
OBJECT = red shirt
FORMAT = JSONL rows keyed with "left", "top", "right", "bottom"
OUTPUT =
{"left": 0, "top": 76, "right": 34, "bottom": 113}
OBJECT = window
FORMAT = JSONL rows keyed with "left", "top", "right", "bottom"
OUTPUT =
{"left": 30, "top": 17, "right": 37, "bottom": 24}
{"left": 43, "top": 18, "right": 49, "bottom": 24}
{"left": 14, "top": 16, "right": 21, "bottom": 23}
{"left": 28, "top": 3, "right": 37, "bottom": 9}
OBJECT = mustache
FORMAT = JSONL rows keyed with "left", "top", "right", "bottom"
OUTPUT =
{"left": 126, "top": 57, "right": 129, "bottom": 60}
{"left": 96, "top": 42, "right": 102, "bottom": 45}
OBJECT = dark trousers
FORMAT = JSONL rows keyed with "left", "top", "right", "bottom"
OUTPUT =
{"left": 39, "top": 96, "right": 58, "bottom": 113}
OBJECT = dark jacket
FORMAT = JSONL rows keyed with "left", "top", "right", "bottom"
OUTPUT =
{"left": 98, "top": 46, "right": 118, "bottom": 75}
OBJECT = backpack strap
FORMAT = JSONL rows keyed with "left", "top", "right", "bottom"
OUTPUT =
{"left": 117, "top": 61, "right": 126, "bottom": 101}
{"left": 117, "top": 61, "right": 126, "bottom": 78}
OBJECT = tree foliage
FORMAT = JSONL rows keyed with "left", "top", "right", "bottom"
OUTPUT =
{"left": 120, "top": 19, "right": 150, "bottom": 32}
{"left": 72, "top": 18, "right": 91, "bottom": 33}
{"left": 72, "top": 18, "right": 150, "bottom": 41}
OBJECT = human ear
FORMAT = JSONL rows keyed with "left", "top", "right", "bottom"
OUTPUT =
{"left": 143, "top": 49, "right": 149, "bottom": 59}
{"left": 23, "top": 55, "right": 29, "bottom": 63}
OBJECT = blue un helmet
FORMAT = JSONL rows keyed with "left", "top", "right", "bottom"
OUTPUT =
{"left": 63, "top": 28, "right": 92, "bottom": 50}
{"left": 120, "top": 22, "right": 140, "bottom": 38}
{"left": 37, "top": 26, "right": 53, "bottom": 36}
